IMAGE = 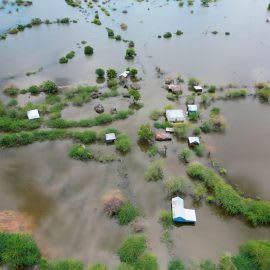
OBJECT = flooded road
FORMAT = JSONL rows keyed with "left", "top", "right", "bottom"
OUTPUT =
{"left": 1, "top": 0, "right": 270, "bottom": 267}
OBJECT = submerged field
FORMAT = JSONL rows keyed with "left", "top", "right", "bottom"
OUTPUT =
{"left": 1, "top": 0, "right": 270, "bottom": 269}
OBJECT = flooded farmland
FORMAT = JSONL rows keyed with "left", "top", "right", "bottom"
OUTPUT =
{"left": 1, "top": 0, "right": 270, "bottom": 269}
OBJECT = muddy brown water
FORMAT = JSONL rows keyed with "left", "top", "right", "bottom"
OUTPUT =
{"left": 1, "top": 0, "right": 270, "bottom": 268}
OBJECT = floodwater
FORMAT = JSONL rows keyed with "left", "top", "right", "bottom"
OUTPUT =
{"left": 1, "top": 0, "right": 270, "bottom": 268}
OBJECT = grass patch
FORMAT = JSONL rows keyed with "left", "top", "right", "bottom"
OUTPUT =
{"left": 117, "top": 201, "right": 139, "bottom": 225}
{"left": 145, "top": 160, "right": 164, "bottom": 181}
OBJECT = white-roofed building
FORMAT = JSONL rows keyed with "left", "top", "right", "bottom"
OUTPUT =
{"left": 119, "top": 71, "right": 129, "bottom": 79}
{"left": 105, "top": 133, "right": 116, "bottom": 143}
{"left": 166, "top": 110, "right": 185, "bottom": 122}
{"left": 172, "top": 197, "right": 196, "bottom": 223}
{"left": 188, "top": 136, "right": 200, "bottom": 146}
{"left": 193, "top": 85, "right": 203, "bottom": 93}
{"left": 27, "top": 109, "right": 40, "bottom": 120}
{"left": 187, "top": 104, "right": 198, "bottom": 113}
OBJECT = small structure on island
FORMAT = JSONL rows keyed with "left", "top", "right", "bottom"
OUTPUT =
{"left": 188, "top": 136, "right": 200, "bottom": 147}
{"left": 166, "top": 127, "right": 174, "bottom": 133}
{"left": 193, "top": 85, "right": 203, "bottom": 93}
{"left": 167, "top": 84, "right": 182, "bottom": 94}
{"left": 27, "top": 109, "right": 40, "bottom": 120}
{"left": 172, "top": 197, "right": 196, "bottom": 223}
{"left": 119, "top": 71, "right": 129, "bottom": 80}
{"left": 166, "top": 109, "right": 185, "bottom": 122}
{"left": 155, "top": 132, "right": 172, "bottom": 141}
{"left": 187, "top": 104, "right": 198, "bottom": 114}
{"left": 105, "top": 133, "right": 116, "bottom": 143}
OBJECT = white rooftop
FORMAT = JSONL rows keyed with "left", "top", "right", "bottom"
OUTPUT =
{"left": 105, "top": 133, "right": 116, "bottom": 142}
{"left": 119, "top": 71, "right": 129, "bottom": 78}
{"left": 187, "top": 104, "right": 198, "bottom": 112}
{"left": 193, "top": 85, "right": 203, "bottom": 91}
{"left": 166, "top": 109, "right": 185, "bottom": 122}
{"left": 188, "top": 137, "right": 200, "bottom": 145}
{"left": 27, "top": 109, "right": 40, "bottom": 120}
{"left": 166, "top": 127, "right": 175, "bottom": 133}
{"left": 172, "top": 197, "right": 196, "bottom": 223}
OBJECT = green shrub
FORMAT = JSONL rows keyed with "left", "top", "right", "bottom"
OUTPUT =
{"left": 136, "top": 252, "right": 158, "bottom": 270}
{"left": 207, "top": 85, "right": 216, "bottom": 93}
{"left": 147, "top": 145, "right": 159, "bottom": 157}
{"left": 42, "top": 80, "right": 58, "bottom": 94}
{"left": 117, "top": 201, "right": 139, "bottom": 225}
{"left": 178, "top": 148, "right": 192, "bottom": 163}
{"left": 232, "top": 254, "right": 257, "bottom": 270}
{"left": 175, "top": 30, "right": 183, "bottom": 36}
{"left": 115, "top": 35, "right": 122, "bottom": 41}
{"left": 257, "top": 88, "right": 270, "bottom": 102}
{"left": 129, "top": 68, "right": 138, "bottom": 77}
{"left": 193, "top": 127, "right": 201, "bottom": 135}
{"left": 154, "top": 121, "right": 172, "bottom": 129}
{"left": 4, "top": 86, "right": 19, "bottom": 96}
{"left": 193, "top": 182, "right": 207, "bottom": 202}
{"left": 145, "top": 160, "right": 164, "bottom": 181}
{"left": 7, "top": 99, "right": 18, "bottom": 107}
{"left": 107, "top": 69, "right": 117, "bottom": 80}
{"left": 225, "top": 89, "right": 247, "bottom": 99}
{"left": 159, "top": 210, "right": 173, "bottom": 229}
{"left": 84, "top": 46, "right": 94, "bottom": 55}
{"left": 59, "top": 57, "right": 68, "bottom": 64}
{"left": 0, "top": 232, "right": 41, "bottom": 270}
{"left": 164, "top": 176, "right": 186, "bottom": 195}
{"left": 52, "top": 260, "right": 84, "bottom": 270}
{"left": 31, "top": 18, "right": 42, "bottom": 25}
{"left": 115, "top": 133, "right": 131, "bottom": 153}
{"left": 194, "top": 144, "right": 205, "bottom": 157}
{"left": 129, "top": 89, "right": 141, "bottom": 102}
{"left": 150, "top": 110, "right": 163, "bottom": 121}
{"left": 69, "top": 144, "right": 94, "bottom": 160}
{"left": 28, "top": 85, "right": 40, "bottom": 95}
{"left": 0, "top": 117, "right": 42, "bottom": 132}
{"left": 72, "top": 131, "right": 97, "bottom": 144}
{"left": 163, "top": 32, "right": 172, "bottom": 38}
{"left": 87, "top": 264, "right": 107, "bottom": 270}
{"left": 188, "top": 77, "right": 200, "bottom": 90}
{"left": 138, "top": 123, "right": 154, "bottom": 143}
{"left": 125, "top": 48, "right": 136, "bottom": 60}
{"left": 118, "top": 234, "right": 146, "bottom": 264}
{"left": 168, "top": 258, "right": 186, "bottom": 270}
{"left": 106, "top": 28, "right": 114, "bottom": 38}
{"left": 199, "top": 260, "right": 217, "bottom": 270}
{"left": 113, "top": 264, "right": 134, "bottom": 270}
{"left": 66, "top": 51, "right": 75, "bottom": 59}
{"left": 188, "top": 111, "right": 200, "bottom": 122}
{"left": 200, "top": 122, "right": 212, "bottom": 133}
{"left": 186, "top": 162, "right": 270, "bottom": 225}
{"left": 95, "top": 68, "right": 105, "bottom": 78}
{"left": 175, "top": 123, "right": 190, "bottom": 140}
{"left": 107, "top": 79, "right": 118, "bottom": 89}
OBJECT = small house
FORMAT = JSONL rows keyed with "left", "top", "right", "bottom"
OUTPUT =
{"left": 188, "top": 136, "right": 200, "bottom": 146}
{"left": 105, "top": 133, "right": 116, "bottom": 143}
{"left": 167, "top": 84, "right": 182, "bottom": 94}
{"left": 155, "top": 132, "right": 172, "bottom": 141}
{"left": 193, "top": 85, "right": 203, "bottom": 93}
{"left": 119, "top": 71, "right": 129, "bottom": 80}
{"left": 187, "top": 104, "right": 198, "bottom": 114}
{"left": 166, "top": 110, "right": 185, "bottom": 123}
{"left": 27, "top": 109, "right": 40, "bottom": 120}
{"left": 165, "top": 127, "right": 174, "bottom": 133}
{"left": 172, "top": 197, "right": 196, "bottom": 223}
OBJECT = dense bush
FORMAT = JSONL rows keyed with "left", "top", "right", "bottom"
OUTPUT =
{"left": 4, "top": 86, "right": 19, "bottom": 96}
{"left": 168, "top": 258, "right": 186, "bottom": 270}
{"left": 69, "top": 144, "right": 94, "bottom": 160}
{"left": 95, "top": 68, "right": 105, "bottom": 78}
{"left": 200, "top": 122, "right": 212, "bottom": 133}
{"left": 193, "top": 182, "right": 207, "bottom": 202}
{"left": 154, "top": 121, "right": 172, "bottom": 129}
{"left": 194, "top": 144, "right": 205, "bottom": 157}
{"left": 125, "top": 48, "right": 136, "bottom": 60}
{"left": 145, "top": 160, "right": 164, "bottom": 181}
{"left": 113, "top": 264, "right": 135, "bottom": 270}
{"left": 107, "top": 69, "right": 117, "bottom": 80}
{"left": 135, "top": 252, "right": 158, "bottom": 270}
{"left": 52, "top": 260, "right": 84, "bottom": 270}
{"left": 66, "top": 51, "right": 75, "bottom": 59}
{"left": 138, "top": 123, "right": 154, "bottom": 143}
{"left": 257, "top": 88, "right": 270, "bottom": 102}
{"left": 164, "top": 176, "right": 186, "bottom": 195}
{"left": 188, "top": 77, "right": 200, "bottom": 90}
{"left": 159, "top": 210, "right": 173, "bottom": 229}
{"left": 175, "top": 123, "right": 190, "bottom": 140}
{"left": 0, "top": 232, "right": 41, "bottom": 270}
{"left": 187, "top": 162, "right": 270, "bottom": 225}
{"left": 59, "top": 57, "right": 68, "bottom": 64}
{"left": 117, "top": 201, "right": 139, "bottom": 225}
{"left": 225, "top": 89, "right": 247, "bottom": 99}
{"left": 0, "top": 117, "right": 42, "bottom": 132}
{"left": 178, "top": 148, "right": 192, "bottom": 163}
{"left": 87, "top": 264, "right": 107, "bottom": 270}
{"left": 115, "top": 133, "right": 131, "bottom": 153}
{"left": 163, "top": 32, "right": 172, "bottom": 38}
{"left": 42, "top": 80, "right": 58, "bottom": 94}
{"left": 28, "top": 85, "right": 40, "bottom": 95}
{"left": 118, "top": 234, "right": 146, "bottom": 264}
{"left": 84, "top": 46, "right": 94, "bottom": 55}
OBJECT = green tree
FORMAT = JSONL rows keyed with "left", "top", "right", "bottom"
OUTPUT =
{"left": 138, "top": 124, "right": 154, "bottom": 143}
